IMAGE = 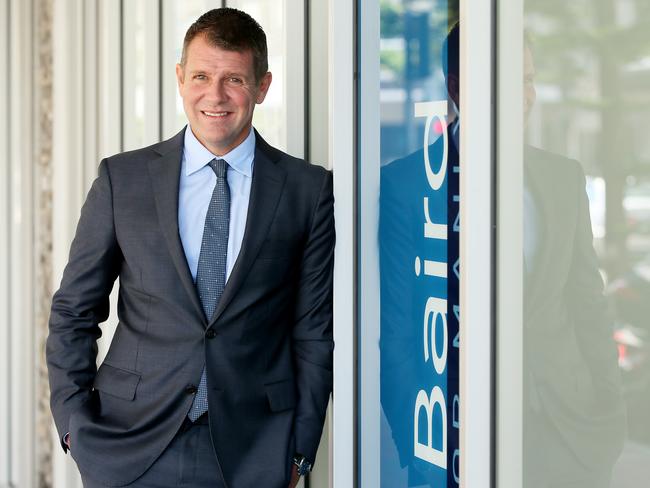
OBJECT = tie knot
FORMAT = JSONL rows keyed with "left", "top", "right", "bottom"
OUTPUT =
{"left": 209, "top": 158, "right": 228, "bottom": 178}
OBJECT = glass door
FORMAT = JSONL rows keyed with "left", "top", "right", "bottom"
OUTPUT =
{"left": 498, "top": 0, "right": 650, "bottom": 486}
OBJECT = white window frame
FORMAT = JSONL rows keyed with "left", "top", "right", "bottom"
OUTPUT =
{"left": 329, "top": 0, "right": 356, "bottom": 486}
{"left": 460, "top": 0, "right": 496, "bottom": 486}
{"left": 495, "top": 2, "right": 525, "bottom": 487}
{"left": 342, "top": 0, "right": 498, "bottom": 486}
{"left": 2, "top": 0, "right": 36, "bottom": 486}
{"left": 0, "top": 0, "right": 11, "bottom": 483}
{"left": 356, "top": 0, "right": 380, "bottom": 485}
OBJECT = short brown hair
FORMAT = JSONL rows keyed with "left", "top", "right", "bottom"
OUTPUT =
{"left": 180, "top": 8, "right": 268, "bottom": 83}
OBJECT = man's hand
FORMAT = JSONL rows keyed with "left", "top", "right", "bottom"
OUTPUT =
{"left": 288, "top": 465, "right": 300, "bottom": 488}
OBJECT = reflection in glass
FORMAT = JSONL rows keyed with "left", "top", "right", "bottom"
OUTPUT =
{"left": 522, "top": 1, "right": 650, "bottom": 485}
{"left": 360, "top": 1, "right": 460, "bottom": 486}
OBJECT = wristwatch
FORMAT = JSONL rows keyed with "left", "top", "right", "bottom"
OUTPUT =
{"left": 292, "top": 454, "right": 312, "bottom": 476}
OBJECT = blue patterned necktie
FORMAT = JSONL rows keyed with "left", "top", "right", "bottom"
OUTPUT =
{"left": 188, "top": 158, "right": 230, "bottom": 421}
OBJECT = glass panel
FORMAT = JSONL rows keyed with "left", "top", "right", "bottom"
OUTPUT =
{"left": 122, "top": 0, "right": 148, "bottom": 150}
{"left": 358, "top": 1, "right": 460, "bottom": 486}
{"left": 123, "top": 0, "right": 160, "bottom": 150}
{"left": 520, "top": 1, "right": 650, "bottom": 485}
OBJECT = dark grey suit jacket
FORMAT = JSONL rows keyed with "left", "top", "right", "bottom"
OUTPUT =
{"left": 47, "top": 128, "right": 334, "bottom": 487}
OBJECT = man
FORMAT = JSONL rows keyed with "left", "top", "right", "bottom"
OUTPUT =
{"left": 521, "top": 41, "right": 626, "bottom": 488}
{"left": 47, "top": 8, "right": 334, "bottom": 488}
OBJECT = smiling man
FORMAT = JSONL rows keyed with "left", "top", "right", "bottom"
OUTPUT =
{"left": 47, "top": 8, "right": 334, "bottom": 488}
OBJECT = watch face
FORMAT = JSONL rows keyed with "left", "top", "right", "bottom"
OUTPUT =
{"left": 293, "top": 456, "right": 312, "bottom": 476}
{"left": 297, "top": 462, "right": 311, "bottom": 476}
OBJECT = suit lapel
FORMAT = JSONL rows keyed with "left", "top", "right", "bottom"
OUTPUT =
{"left": 148, "top": 128, "right": 206, "bottom": 323}
{"left": 209, "top": 134, "right": 287, "bottom": 326}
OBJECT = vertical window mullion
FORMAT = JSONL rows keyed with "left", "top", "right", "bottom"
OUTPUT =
{"left": 0, "top": 0, "right": 12, "bottom": 480}
{"left": 460, "top": 0, "right": 498, "bottom": 486}
{"left": 494, "top": 0, "right": 524, "bottom": 487}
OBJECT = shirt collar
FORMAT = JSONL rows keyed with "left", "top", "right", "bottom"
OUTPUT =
{"left": 183, "top": 126, "right": 255, "bottom": 178}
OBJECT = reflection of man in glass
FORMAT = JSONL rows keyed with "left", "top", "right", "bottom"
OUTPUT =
{"left": 379, "top": 23, "right": 460, "bottom": 488}
{"left": 523, "top": 39, "right": 626, "bottom": 488}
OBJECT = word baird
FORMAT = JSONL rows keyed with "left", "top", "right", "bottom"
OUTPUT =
{"left": 412, "top": 100, "right": 452, "bottom": 472}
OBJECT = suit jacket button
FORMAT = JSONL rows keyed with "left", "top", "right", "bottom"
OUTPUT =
{"left": 206, "top": 329, "right": 217, "bottom": 339}
{"left": 185, "top": 384, "right": 198, "bottom": 395}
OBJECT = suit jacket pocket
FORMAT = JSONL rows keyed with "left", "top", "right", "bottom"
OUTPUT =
{"left": 265, "top": 379, "right": 297, "bottom": 412}
{"left": 93, "top": 363, "right": 141, "bottom": 401}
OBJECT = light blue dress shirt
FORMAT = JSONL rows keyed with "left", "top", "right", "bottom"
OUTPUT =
{"left": 178, "top": 126, "right": 255, "bottom": 283}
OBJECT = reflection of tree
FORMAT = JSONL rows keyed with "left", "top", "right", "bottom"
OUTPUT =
{"left": 378, "top": 1, "right": 459, "bottom": 160}
{"left": 379, "top": 0, "right": 459, "bottom": 81}
{"left": 526, "top": 0, "right": 650, "bottom": 276}
{"left": 381, "top": 0, "right": 404, "bottom": 38}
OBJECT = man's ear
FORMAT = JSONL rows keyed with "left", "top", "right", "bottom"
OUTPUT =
{"left": 176, "top": 63, "right": 185, "bottom": 91}
{"left": 255, "top": 72, "right": 273, "bottom": 104}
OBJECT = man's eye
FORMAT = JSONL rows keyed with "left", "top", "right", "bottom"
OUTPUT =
{"left": 228, "top": 77, "right": 243, "bottom": 84}
{"left": 194, "top": 74, "right": 207, "bottom": 80}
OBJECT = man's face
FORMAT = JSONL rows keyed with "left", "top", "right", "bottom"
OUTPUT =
{"left": 524, "top": 46, "right": 537, "bottom": 123}
{"left": 176, "top": 35, "right": 272, "bottom": 156}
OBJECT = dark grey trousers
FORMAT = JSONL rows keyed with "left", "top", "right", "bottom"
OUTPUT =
{"left": 81, "top": 417, "right": 226, "bottom": 488}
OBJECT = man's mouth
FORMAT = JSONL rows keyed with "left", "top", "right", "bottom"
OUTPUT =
{"left": 202, "top": 111, "right": 229, "bottom": 118}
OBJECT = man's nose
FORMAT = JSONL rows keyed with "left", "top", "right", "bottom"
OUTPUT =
{"left": 210, "top": 80, "right": 228, "bottom": 102}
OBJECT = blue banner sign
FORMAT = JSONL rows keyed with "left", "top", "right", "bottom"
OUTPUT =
{"left": 374, "top": 6, "right": 459, "bottom": 486}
